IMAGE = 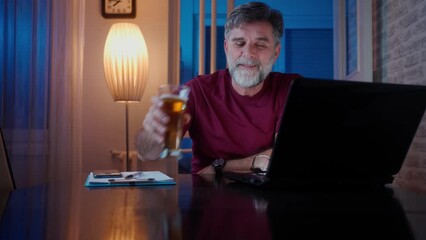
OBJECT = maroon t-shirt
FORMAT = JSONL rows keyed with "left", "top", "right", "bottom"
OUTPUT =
{"left": 184, "top": 69, "right": 301, "bottom": 173}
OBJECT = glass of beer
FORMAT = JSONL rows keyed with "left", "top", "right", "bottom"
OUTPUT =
{"left": 158, "top": 84, "right": 190, "bottom": 157}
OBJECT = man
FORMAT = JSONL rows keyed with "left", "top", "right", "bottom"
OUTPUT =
{"left": 136, "top": 2, "right": 301, "bottom": 174}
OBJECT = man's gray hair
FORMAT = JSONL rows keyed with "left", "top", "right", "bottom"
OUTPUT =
{"left": 224, "top": 2, "right": 284, "bottom": 45}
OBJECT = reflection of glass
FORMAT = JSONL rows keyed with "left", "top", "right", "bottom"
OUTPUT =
{"left": 346, "top": 0, "right": 358, "bottom": 76}
{"left": 158, "top": 84, "right": 190, "bottom": 157}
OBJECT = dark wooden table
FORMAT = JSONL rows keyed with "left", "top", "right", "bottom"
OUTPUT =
{"left": 1, "top": 173, "right": 426, "bottom": 240}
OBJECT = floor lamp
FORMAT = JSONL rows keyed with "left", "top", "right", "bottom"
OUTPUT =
{"left": 103, "top": 23, "right": 149, "bottom": 171}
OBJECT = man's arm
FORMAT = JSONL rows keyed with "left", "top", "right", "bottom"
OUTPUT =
{"left": 196, "top": 149, "right": 273, "bottom": 174}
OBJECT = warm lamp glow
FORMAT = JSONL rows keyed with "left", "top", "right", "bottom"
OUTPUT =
{"left": 103, "top": 23, "right": 148, "bottom": 102}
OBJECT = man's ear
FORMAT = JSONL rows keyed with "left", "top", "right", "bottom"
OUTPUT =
{"left": 273, "top": 43, "right": 281, "bottom": 63}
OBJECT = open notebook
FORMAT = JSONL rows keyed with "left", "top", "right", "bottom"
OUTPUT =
{"left": 224, "top": 78, "right": 426, "bottom": 189}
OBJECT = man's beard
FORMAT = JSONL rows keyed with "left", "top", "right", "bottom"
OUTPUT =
{"left": 227, "top": 56, "right": 274, "bottom": 88}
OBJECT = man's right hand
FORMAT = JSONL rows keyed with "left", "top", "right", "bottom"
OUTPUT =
{"left": 136, "top": 96, "right": 170, "bottom": 160}
{"left": 142, "top": 96, "right": 170, "bottom": 144}
{"left": 137, "top": 95, "right": 191, "bottom": 160}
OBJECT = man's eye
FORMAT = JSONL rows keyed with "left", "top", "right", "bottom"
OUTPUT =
{"left": 256, "top": 44, "right": 267, "bottom": 49}
{"left": 235, "top": 42, "right": 245, "bottom": 47}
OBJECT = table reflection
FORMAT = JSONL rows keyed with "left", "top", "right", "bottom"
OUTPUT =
{"left": 181, "top": 174, "right": 271, "bottom": 240}
{"left": 0, "top": 174, "right": 419, "bottom": 240}
{"left": 265, "top": 188, "right": 414, "bottom": 239}
{"left": 81, "top": 186, "right": 182, "bottom": 240}
{"left": 1, "top": 178, "right": 183, "bottom": 240}
{"left": 183, "top": 175, "right": 415, "bottom": 240}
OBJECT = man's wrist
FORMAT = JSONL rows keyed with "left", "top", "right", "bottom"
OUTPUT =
{"left": 212, "top": 158, "right": 226, "bottom": 174}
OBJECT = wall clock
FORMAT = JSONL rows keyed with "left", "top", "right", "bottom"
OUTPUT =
{"left": 101, "top": 0, "right": 136, "bottom": 18}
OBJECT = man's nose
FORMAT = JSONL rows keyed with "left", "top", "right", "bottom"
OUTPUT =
{"left": 242, "top": 44, "right": 256, "bottom": 58}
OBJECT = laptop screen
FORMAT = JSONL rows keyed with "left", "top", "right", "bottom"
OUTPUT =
{"left": 267, "top": 78, "right": 426, "bottom": 187}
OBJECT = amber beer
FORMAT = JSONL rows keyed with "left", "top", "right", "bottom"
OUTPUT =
{"left": 161, "top": 94, "right": 187, "bottom": 153}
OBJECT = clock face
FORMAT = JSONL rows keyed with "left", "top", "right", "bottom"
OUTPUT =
{"left": 102, "top": 0, "right": 135, "bottom": 18}
{"left": 105, "top": 0, "right": 132, "bottom": 14}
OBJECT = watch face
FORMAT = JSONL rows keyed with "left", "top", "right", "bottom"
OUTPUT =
{"left": 212, "top": 158, "right": 225, "bottom": 169}
{"left": 105, "top": 0, "right": 133, "bottom": 14}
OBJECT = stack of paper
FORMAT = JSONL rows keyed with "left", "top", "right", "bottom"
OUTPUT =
{"left": 84, "top": 171, "right": 175, "bottom": 187}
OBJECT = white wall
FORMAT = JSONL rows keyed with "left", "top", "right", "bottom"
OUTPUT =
{"left": 82, "top": 0, "right": 170, "bottom": 171}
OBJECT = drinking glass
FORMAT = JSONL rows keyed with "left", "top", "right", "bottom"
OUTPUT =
{"left": 158, "top": 84, "right": 190, "bottom": 157}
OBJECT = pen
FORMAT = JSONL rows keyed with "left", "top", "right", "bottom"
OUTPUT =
{"left": 109, "top": 178, "right": 155, "bottom": 184}
{"left": 124, "top": 172, "right": 144, "bottom": 179}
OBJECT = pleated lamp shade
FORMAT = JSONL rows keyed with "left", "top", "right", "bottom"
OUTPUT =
{"left": 103, "top": 23, "right": 149, "bottom": 102}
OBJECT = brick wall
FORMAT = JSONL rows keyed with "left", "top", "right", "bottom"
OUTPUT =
{"left": 373, "top": 0, "right": 426, "bottom": 193}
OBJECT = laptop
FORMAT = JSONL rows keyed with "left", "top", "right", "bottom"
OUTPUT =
{"left": 224, "top": 78, "right": 426, "bottom": 189}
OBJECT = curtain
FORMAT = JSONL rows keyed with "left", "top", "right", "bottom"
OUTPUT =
{"left": 0, "top": 0, "right": 84, "bottom": 238}
{"left": 0, "top": 0, "right": 84, "bottom": 188}
{"left": 47, "top": 1, "right": 84, "bottom": 238}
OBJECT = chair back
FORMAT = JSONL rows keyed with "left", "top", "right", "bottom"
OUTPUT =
{"left": 0, "top": 128, "right": 15, "bottom": 192}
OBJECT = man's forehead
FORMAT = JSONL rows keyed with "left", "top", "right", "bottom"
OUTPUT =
{"left": 228, "top": 22, "right": 274, "bottom": 40}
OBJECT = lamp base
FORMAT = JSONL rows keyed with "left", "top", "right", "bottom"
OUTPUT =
{"left": 111, "top": 150, "right": 138, "bottom": 171}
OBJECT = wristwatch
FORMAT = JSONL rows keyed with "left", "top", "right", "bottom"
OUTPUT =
{"left": 211, "top": 158, "right": 226, "bottom": 175}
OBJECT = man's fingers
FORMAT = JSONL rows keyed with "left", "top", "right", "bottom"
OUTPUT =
{"left": 142, "top": 97, "right": 170, "bottom": 144}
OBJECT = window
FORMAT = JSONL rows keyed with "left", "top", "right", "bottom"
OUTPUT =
{"left": 285, "top": 29, "right": 333, "bottom": 79}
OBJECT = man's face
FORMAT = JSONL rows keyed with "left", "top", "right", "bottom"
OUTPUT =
{"left": 224, "top": 21, "right": 280, "bottom": 89}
